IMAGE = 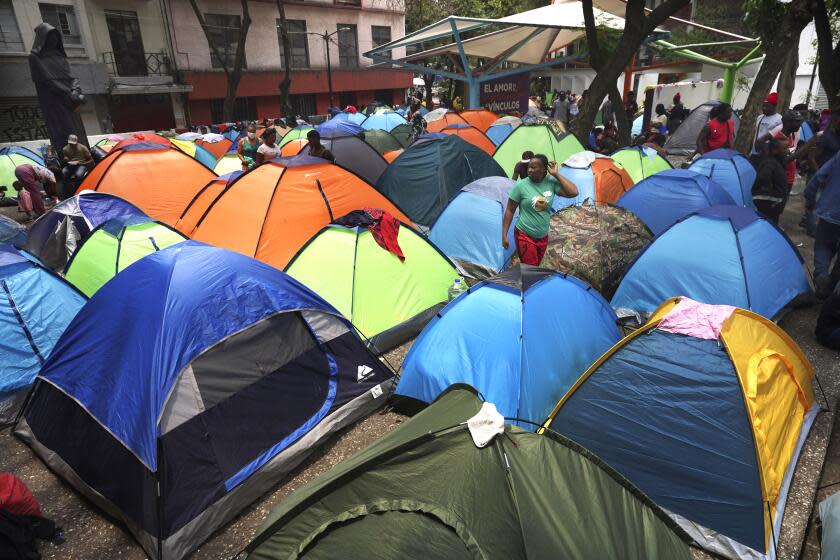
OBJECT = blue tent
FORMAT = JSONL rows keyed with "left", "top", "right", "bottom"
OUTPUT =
{"left": 223, "top": 129, "right": 242, "bottom": 143}
{"left": 25, "top": 191, "right": 146, "bottom": 271}
{"left": 15, "top": 241, "right": 394, "bottom": 560}
{"left": 376, "top": 135, "right": 506, "bottom": 227}
{"left": 631, "top": 113, "right": 643, "bottom": 136}
{"left": 0, "top": 145, "right": 45, "bottom": 166}
{"left": 429, "top": 176, "right": 516, "bottom": 278}
{"left": 688, "top": 148, "right": 756, "bottom": 207}
{"left": 0, "top": 245, "right": 85, "bottom": 424}
{"left": 486, "top": 123, "right": 514, "bottom": 146}
{"left": 0, "top": 215, "right": 26, "bottom": 246}
{"left": 396, "top": 265, "right": 620, "bottom": 424}
{"left": 361, "top": 111, "right": 407, "bottom": 132}
{"left": 616, "top": 169, "right": 736, "bottom": 235}
{"left": 316, "top": 119, "right": 364, "bottom": 137}
{"left": 612, "top": 205, "right": 811, "bottom": 319}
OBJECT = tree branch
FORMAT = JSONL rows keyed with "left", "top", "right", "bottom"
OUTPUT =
{"left": 581, "top": 0, "right": 602, "bottom": 69}
{"left": 188, "top": 0, "right": 231, "bottom": 77}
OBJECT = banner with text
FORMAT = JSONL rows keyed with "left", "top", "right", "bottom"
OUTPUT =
{"left": 479, "top": 73, "right": 530, "bottom": 114}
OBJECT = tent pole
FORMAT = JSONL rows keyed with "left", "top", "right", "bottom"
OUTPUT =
{"left": 720, "top": 66, "right": 736, "bottom": 104}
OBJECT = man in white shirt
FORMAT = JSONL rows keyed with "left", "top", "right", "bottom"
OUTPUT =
{"left": 750, "top": 92, "right": 783, "bottom": 160}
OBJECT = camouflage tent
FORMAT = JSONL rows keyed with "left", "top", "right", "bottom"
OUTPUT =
{"left": 514, "top": 203, "right": 652, "bottom": 298}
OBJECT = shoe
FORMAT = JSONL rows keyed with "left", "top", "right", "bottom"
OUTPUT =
{"left": 816, "top": 274, "right": 832, "bottom": 299}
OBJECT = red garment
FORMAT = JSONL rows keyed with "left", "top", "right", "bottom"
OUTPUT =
{"left": 515, "top": 227, "right": 548, "bottom": 266}
{"left": 0, "top": 473, "right": 41, "bottom": 517}
{"left": 775, "top": 131, "right": 797, "bottom": 185}
{"left": 14, "top": 165, "right": 46, "bottom": 216}
{"left": 364, "top": 207, "right": 404, "bottom": 261}
{"left": 705, "top": 118, "right": 734, "bottom": 152}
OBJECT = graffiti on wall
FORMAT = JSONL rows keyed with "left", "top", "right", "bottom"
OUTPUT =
{"left": 0, "top": 99, "right": 49, "bottom": 142}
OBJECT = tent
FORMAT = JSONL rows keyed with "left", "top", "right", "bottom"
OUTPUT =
{"left": 112, "top": 132, "right": 170, "bottom": 151}
{"left": 94, "top": 137, "right": 123, "bottom": 153}
{"left": 459, "top": 108, "right": 499, "bottom": 132}
{"left": 244, "top": 385, "right": 692, "bottom": 560}
{"left": 441, "top": 124, "right": 496, "bottom": 155}
{"left": 177, "top": 158, "right": 410, "bottom": 269}
{"left": 363, "top": 102, "right": 392, "bottom": 115}
{"left": 286, "top": 219, "right": 462, "bottom": 352}
{"left": 0, "top": 147, "right": 43, "bottom": 198}
{"left": 64, "top": 218, "right": 187, "bottom": 296}
{"left": 213, "top": 153, "right": 244, "bottom": 175}
{"left": 397, "top": 265, "right": 620, "bottom": 424}
{"left": 383, "top": 149, "right": 403, "bottom": 163}
{"left": 688, "top": 148, "right": 757, "bottom": 207}
{"left": 361, "top": 129, "right": 402, "bottom": 154}
{"left": 486, "top": 116, "right": 523, "bottom": 147}
{"left": 537, "top": 203, "right": 652, "bottom": 298}
{"left": 664, "top": 101, "right": 741, "bottom": 156}
{"left": 301, "top": 135, "right": 389, "bottom": 186}
{"left": 16, "top": 241, "right": 395, "bottom": 560}
{"left": 170, "top": 139, "right": 218, "bottom": 169}
{"left": 493, "top": 125, "right": 584, "bottom": 178}
{"left": 78, "top": 143, "right": 216, "bottom": 226}
{"left": 425, "top": 111, "right": 469, "bottom": 133}
{"left": 361, "top": 111, "right": 407, "bottom": 132}
{"left": 316, "top": 119, "right": 364, "bottom": 137}
{"left": 610, "top": 146, "right": 673, "bottom": 182}
{"left": 612, "top": 206, "right": 811, "bottom": 320}
{"left": 0, "top": 215, "right": 26, "bottom": 246}
{"left": 0, "top": 245, "right": 84, "bottom": 424}
{"left": 556, "top": 152, "right": 635, "bottom": 210}
{"left": 544, "top": 297, "right": 818, "bottom": 560}
{"left": 616, "top": 169, "right": 736, "bottom": 235}
{"left": 429, "top": 176, "right": 516, "bottom": 278}
{"left": 820, "top": 491, "right": 840, "bottom": 560}
{"left": 375, "top": 135, "right": 506, "bottom": 227}
{"left": 277, "top": 126, "right": 315, "bottom": 148}
{"left": 390, "top": 123, "right": 412, "bottom": 147}
{"left": 195, "top": 137, "right": 233, "bottom": 159}
{"left": 25, "top": 191, "right": 147, "bottom": 272}
{"left": 281, "top": 139, "right": 308, "bottom": 157}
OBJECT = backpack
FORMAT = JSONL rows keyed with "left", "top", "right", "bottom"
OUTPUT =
{"left": 0, "top": 473, "right": 62, "bottom": 559}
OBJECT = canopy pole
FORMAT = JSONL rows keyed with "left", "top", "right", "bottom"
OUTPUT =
{"left": 467, "top": 77, "right": 481, "bottom": 109}
{"left": 720, "top": 66, "right": 736, "bottom": 104}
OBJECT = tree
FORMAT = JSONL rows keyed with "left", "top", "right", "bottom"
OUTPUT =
{"left": 813, "top": 0, "right": 840, "bottom": 112}
{"left": 574, "top": 0, "right": 691, "bottom": 147}
{"left": 188, "top": 0, "right": 251, "bottom": 122}
{"left": 776, "top": 32, "right": 802, "bottom": 112}
{"left": 732, "top": 0, "right": 813, "bottom": 153}
{"left": 276, "top": 0, "right": 294, "bottom": 118}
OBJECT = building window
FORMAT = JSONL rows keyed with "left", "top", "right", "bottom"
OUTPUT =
{"left": 374, "top": 90, "right": 393, "bottom": 105}
{"left": 335, "top": 0, "right": 361, "bottom": 6}
{"left": 39, "top": 3, "right": 82, "bottom": 46}
{"left": 204, "top": 13, "right": 245, "bottom": 69}
{"left": 210, "top": 97, "right": 257, "bottom": 124}
{"left": 339, "top": 92, "right": 356, "bottom": 109}
{"left": 277, "top": 19, "right": 309, "bottom": 69}
{"left": 0, "top": 0, "right": 23, "bottom": 52}
{"left": 371, "top": 26, "right": 391, "bottom": 60}
{"left": 337, "top": 24, "right": 357, "bottom": 69}
{"left": 289, "top": 94, "right": 316, "bottom": 118}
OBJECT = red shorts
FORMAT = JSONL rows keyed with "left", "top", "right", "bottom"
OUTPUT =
{"left": 515, "top": 227, "right": 548, "bottom": 266}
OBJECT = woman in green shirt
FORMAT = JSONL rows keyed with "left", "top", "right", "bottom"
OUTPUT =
{"left": 502, "top": 154, "right": 578, "bottom": 265}
{"left": 238, "top": 123, "right": 259, "bottom": 170}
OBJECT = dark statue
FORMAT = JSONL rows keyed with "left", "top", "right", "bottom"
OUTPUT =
{"left": 29, "top": 22, "right": 88, "bottom": 153}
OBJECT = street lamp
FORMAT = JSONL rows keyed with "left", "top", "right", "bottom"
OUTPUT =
{"left": 283, "top": 26, "right": 352, "bottom": 110}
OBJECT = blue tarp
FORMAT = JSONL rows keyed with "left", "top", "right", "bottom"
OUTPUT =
{"left": 397, "top": 268, "right": 620, "bottom": 424}
{"left": 611, "top": 206, "right": 811, "bottom": 318}
{"left": 37, "top": 241, "right": 338, "bottom": 471}
{"left": 361, "top": 112, "right": 407, "bottom": 132}
{"left": 688, "top": 148, "right": 757, "bottom": 208}
{"left": 616, "top": 169, "right": 736, "bottom": 234}
{"left": 550, "top": 329, "right": 764, "bottom": 552}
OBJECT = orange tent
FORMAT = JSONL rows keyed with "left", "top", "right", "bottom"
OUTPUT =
{"left": 195, "top": 137, "right": 233, "bottom": 159}
{"left": 559, "top": 154, "right": 635, "bottom": 207}
{"left": 383, "top": 149, "right": 403, "bottom": 163}
{"left": 440, "top": 125, "right": 496, "bottom": 155}
{"left": 426, "top": 112, "right": 469, "bottom": 133}
{"left": 175, "top": 158, "right": 411, "bottom": 269}
{"left": 459, "top": 109, "right": 498, "bottom": 132}
{"left": 280, "top": 139, "right": 308, "bottom": 157}
{"left": 78, "top": 144, "right": 216, "bottom": 226}
{"left": 112, "top": 132, "right": 170, "bottom": 151}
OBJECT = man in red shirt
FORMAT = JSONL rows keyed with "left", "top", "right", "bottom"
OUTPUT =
{"left": 696, "top": 103, "right": 734, "bottom": 154}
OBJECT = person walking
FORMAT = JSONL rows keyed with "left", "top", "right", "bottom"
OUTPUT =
{"left": 408, "top": 102, "right": 426, "bottom": 142}
{"left": 501, "top": 154, "right": 579, "bottom": 266}
{"left": 805, "top": 151, "right": 840, "bottom": 298}
{"left": 750, "top": 92, "right": 783, "bottom": 164}
{"left": 552, "top": 92, "right": 569, "bottom": 127}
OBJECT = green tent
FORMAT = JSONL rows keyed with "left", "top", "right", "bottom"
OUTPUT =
{"left": 493, "top": 125, "right": 584, "bottom": 178}
{"left": 1, "top": 149, "right": 43, "bottom": 198}
{"left": 277, "top": 127, "right": 315, "bottom": 148}
{"left": 245, "top": 385, "right": 693, "bottom": 560}
{"left": 610, "top": 146, "right": 673, "bottom": 183}
{"left": 64, "top": 219, "right": 187, "bottom": 296}
{"left": 362, "top": 129, "right": 403, "bottom": 154}
{"left": 285, "top": 220, "right": 462, "bottom": 352}
{"left": 390, "top": 123, "right": 412, "bottom": 148}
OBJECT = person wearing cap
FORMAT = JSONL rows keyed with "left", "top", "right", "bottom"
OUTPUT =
{"left": 60, "top": 133, "right": 92, "bottom": 197}
{"left": 750, "top": 92, "right": 783, "bottom": 162}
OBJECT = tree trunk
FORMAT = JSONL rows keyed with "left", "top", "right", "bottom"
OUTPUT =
{"left": 733, "top": 0, "right": 812, "bottom": 153}
{"left": 776, "top": 31, "right": 801, "bottom": 111}
{"left": 813, "top": 0, "right": 840, "bottom": 112}
{"left": 423, "top": 74, "right": 434, "bottom": 108}
{"left": 276, "top": 0, "right": 294, "bottom": 117}
{"left": 610, "top": 85, "right": 631, "bottom": 146}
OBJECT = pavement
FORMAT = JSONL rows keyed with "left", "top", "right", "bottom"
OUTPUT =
{"left": 0, "top": 179, "right": 838, "bottom": 559}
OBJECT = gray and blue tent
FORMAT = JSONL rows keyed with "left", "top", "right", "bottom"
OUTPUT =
{"left": 375, "top": 135, "right": 506, "bottom": 227}
{"left": 664, "top": 101, "right": 741, "bottom": 156}
{"left": 16, "top": 241, "right": 395, "bottom": 560}
{"left": 0, "top": 215, "right": 26, "bottom": 246}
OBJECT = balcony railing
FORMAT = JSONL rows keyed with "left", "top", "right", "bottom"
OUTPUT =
{"left": 102, "top": 51, "right": 172, "bottom": 77}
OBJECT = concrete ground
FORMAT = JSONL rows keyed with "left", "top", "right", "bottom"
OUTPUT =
{"left": 0, "top": 180, "right": 838, "bottom": 559}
